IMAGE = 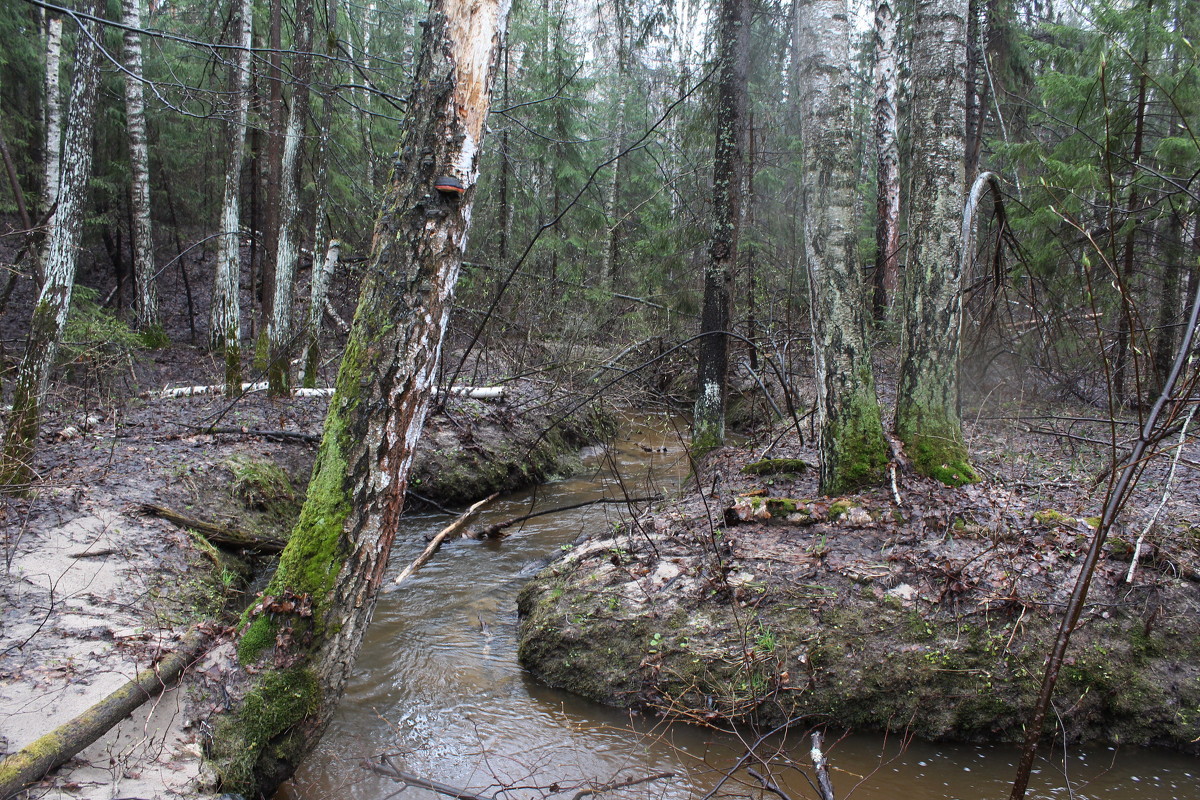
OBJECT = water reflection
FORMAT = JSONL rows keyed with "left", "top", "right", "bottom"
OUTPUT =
{"left": 279, "top": 415, "right": 1197, "bottom": 800}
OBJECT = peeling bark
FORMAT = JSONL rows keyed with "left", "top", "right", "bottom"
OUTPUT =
{"left": 693, "top": 0, "right": 749, "bottom": 458}
{"left": 798, "top": 0, "right": 889, "bottom": 494}
{"left": 211, "top": 0, "right": 253, "bottom": 392}
{"left": 894, "top": 0, "right": 977, "bottom": 486}
{"left": 2, "top": 1, "right": 102, "bottom": 489}
{"left": 122, "top": 0, "right": 159, "bottom": 331}
{"left": 205, "top": 0, "right": 511, "bottom": 794}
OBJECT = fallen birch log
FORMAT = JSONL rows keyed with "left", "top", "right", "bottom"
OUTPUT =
{"left": 155, "top": 383, "right": 501, "bottom": 400}
{"left": 0, "top": 628, "right": 212, "bottom": 800}
{"left": 393, "top": 493, "right": 498, "bottom": 585}
{"left": 135, "top": 503, "right": 287, "bottom": 554}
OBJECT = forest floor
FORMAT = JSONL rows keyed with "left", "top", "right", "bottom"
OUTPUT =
{"left": 2, "top": 230, "right": 1199, "bottom": 797}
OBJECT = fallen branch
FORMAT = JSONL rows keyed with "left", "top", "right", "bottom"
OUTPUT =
{"left": 0, "top": 628, "right": 212, "bottom": 799}
{"left": 746, "top": 767, "right": 795, "bottom": 800}
{"left": 366, "top": 756, "right": 491, "bottom": 800}
{"left": 810, "top": 731, "right": 836, "bottom": 800}
{"left": 569, "top": 770, "right": 675, "bottom": 799}
{"left": 393, "top": 493, "right": 498, "bottom": 585}
{"left": 471, "top": 495, "right": 661, "bottom": 539}
{"left": 1127, "top": 401, "right": 1197, "bottom": 583}
{"left": 193, "top": 427, "right": 320, "bottom": 443}
{"left": 135, "top": 503, "right": 287, "bottom": 554}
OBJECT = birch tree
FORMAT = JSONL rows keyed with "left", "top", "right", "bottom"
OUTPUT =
{"left": 41, "top": 13, "right": 62, "bottom": 233}
{"left": 692, "top": 0, "right": 750, "bottom": 457}
{"left": 798, "top": 0, "right": 889, "bottom": 493}
{"left": 211, "top": 0, "right": 253, "bottom": 391}
{"left": 204, "top": 0, "right": 511, "bottom": 793}
{"left": 1, "top": 1, "right": 101, "bottom": 488}
{"left": 267, "top": 0, "right": 317, "bottom": 395}
{"left": 122, "top": 0, "right": 159, "bottom": 332}
{"left": 872, "top": 0, "right": 900, "bottom": 321}
{"left": 894, "top": 0, "right": 977, "bottom": 485}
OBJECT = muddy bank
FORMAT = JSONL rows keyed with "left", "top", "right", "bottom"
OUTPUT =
{"left": 516, "top": 447, "right": 1200, "bottom": 752}
{"left": 0, "top": 383, "right": 611, "bottom": 799}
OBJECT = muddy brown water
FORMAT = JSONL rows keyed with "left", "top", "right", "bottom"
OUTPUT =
{"left": 279, "top": 415, "right": 1198, "bottom": 800}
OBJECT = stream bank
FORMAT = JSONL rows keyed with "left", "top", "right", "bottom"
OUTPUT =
{"left": 516, "top": 444, "right": 1200, "bottom": 753}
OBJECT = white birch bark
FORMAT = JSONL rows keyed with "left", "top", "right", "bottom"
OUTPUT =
{"left": 894, "top": 0, "right": 977, "bottom": 485}
{"left": 211, "top": 0, "right": 253, "bottom": 391}
{"left": 41, "top": 15, "right": 63, "bottom": 231}
{"left": 797, "top": 0, "right": 888, "bottom": 493}
{"left": 122, "top": 0, "right": 159, "bottom": 330}
{"left": 204, "top": 0, "right": 512, "bottom": 793}
{"left": 873, "top": 0, "right": 901, "bottom": 320}
{"left": 267, "top": 0, "right": 316, "bottom": 395}
{"left": 2, "top": 3, "right": 102, "bottom": 486}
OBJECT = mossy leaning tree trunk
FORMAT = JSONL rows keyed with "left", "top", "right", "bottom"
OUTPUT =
{"left": 797, "top": 0, "right": 889, "bottom": 494}
{"left": 692, "top": 0, "right": 750, "bottom": 458}
{"left": 894, "top": 0, "right": 978, "bottom": 487}
{"left": 0, "top": 0, "right": 101, "bottom": 490}
{"left": 205, "top": 0, "right": 512, "bottom": 795}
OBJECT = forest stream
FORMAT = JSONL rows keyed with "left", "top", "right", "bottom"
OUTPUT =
{"left": 277, "top": 415, "right": 1198, "bottom": 800}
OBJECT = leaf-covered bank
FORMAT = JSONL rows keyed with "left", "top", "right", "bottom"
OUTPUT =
{"left": 517, "top": 447, "right": 1200, "bottom": 752}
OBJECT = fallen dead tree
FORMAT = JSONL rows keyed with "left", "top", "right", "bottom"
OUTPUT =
{"left": 0, "top": 628, "right": 212, "bottom": 799}
{"left": 393, "top": 493, "right": 498, "bottom": 585}
{"left": 469, "top": 495, "right": 661, "bottom": 539}
{"left": 135, "top": 503, "right": 287, "bottom": 554}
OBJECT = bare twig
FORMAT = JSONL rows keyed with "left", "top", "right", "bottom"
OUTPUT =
{"left": 810, "top": 731, "right": 836, "bottom": 800}
{"left": 471, "top": 495, "right": 661, "bottom": 538}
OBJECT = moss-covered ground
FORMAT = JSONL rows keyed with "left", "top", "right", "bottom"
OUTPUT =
{"left": 517, "top": 443, "right": 1200, "bottom": 754}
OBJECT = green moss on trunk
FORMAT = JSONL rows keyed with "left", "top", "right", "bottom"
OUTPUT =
{"left": 895, "top": 406, "right": 977, "bottom": 487}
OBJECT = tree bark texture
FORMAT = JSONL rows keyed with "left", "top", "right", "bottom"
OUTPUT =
{"left": 798, "top": 0, "right": 889, "bottom": 494}
{"left": 302, "top": 0, "right": 339, "bottom": 389}
{"left": 41, "top": 14, "right": 63, "bottom": 232}
{"left": 205, "top": 0, "right": 511, "bottom": 794}
{"left": 268, "top": 0, "right": 317, "bottom": 395}
{"left": 2, "top": 1, "right": 101, "bottom": 488}
{"left": 211, "top": 0, "right": 253, "bottom": 391}
{"left": 872, "top": 0, "right": 900, "bottom": 322}
{"left": 122, "top": 0, "right": 159, "bottom": 331}
{"left": 894, "top": 0, "right": 978, "bottom": 486}
{"left": 692, "top": 0, "right": 749, "bottom": 458}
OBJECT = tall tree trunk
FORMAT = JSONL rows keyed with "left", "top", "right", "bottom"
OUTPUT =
{"left": 260, "top": 0, "right": 285, "bottom": 338}
{"left": 41, "top": 14, "right": 63, "bottom": 241}
{"left": 122, "top": 0, "right": 159, "bottom": 332}
{"left": 799, "top": 0, "right": 889, "bottom": 494}
{"left": 692, "top": 0, "right": 749, "bottom": 457}
{"left": 1, "top": 0, "right": 102, "bottom": 488}
{"left": 302, "top": 0, "right": 340, "bottom": 389}
{"left": 1112, "top": 34, "right": 1151, "bottom": 407}
{"left": 267, "top": 0, "right": 317, "bottom": 395}
{"left": 894, "top": 0, "right": 978, "bottom": 486}
{"left": 872, "top": 0, "right": 900, "bottom": 322}
{"left": 203, "top": 0, "right": 511, "bottom": 794}
{"left": 211, "top": 0, "right": 254, "bottom": 392}
{"left": 360, "top": 0, "right": 378, "bottom": 192}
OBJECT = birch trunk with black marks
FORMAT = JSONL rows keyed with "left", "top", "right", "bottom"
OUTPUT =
{"left": 692, "top": 0, "right": 749, "bottom": 458}
{"left": 204, "top": 0, "right": 511, "bottom": 794}
{"left": 267, "top": 0, "right": 317, "bottom": 395}
{"left": 122, "top": 0, "right": 159, "bottom": 332}
{"left": 1, "top": 1, "right": 101, "bottom": 488}
{"left": 894, "top": 0, "right": 977, "bottom": 486}
{"left": 598, "top": 4, "right": 628, "bottom": 295}
{"left": 798, "top": 0, "right": 888, "bottom": 494}
{"left": 211, "top": 0, "right": 253, "bottom": 392}
{"left": 872, "top": 0, "right": 900, "bottom": 322}
{"left": 41, "top": 14, "right": 63, "bottom": 234}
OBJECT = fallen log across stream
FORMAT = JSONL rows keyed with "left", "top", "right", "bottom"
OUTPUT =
{"left": 0, "top": 628, "right": 212, "bottom": 800}
{"left": 469, "top": 495, "right": 662, "bottom": 539}
{"left": 393, "top": 493, "right": 499, "bottom": 585}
